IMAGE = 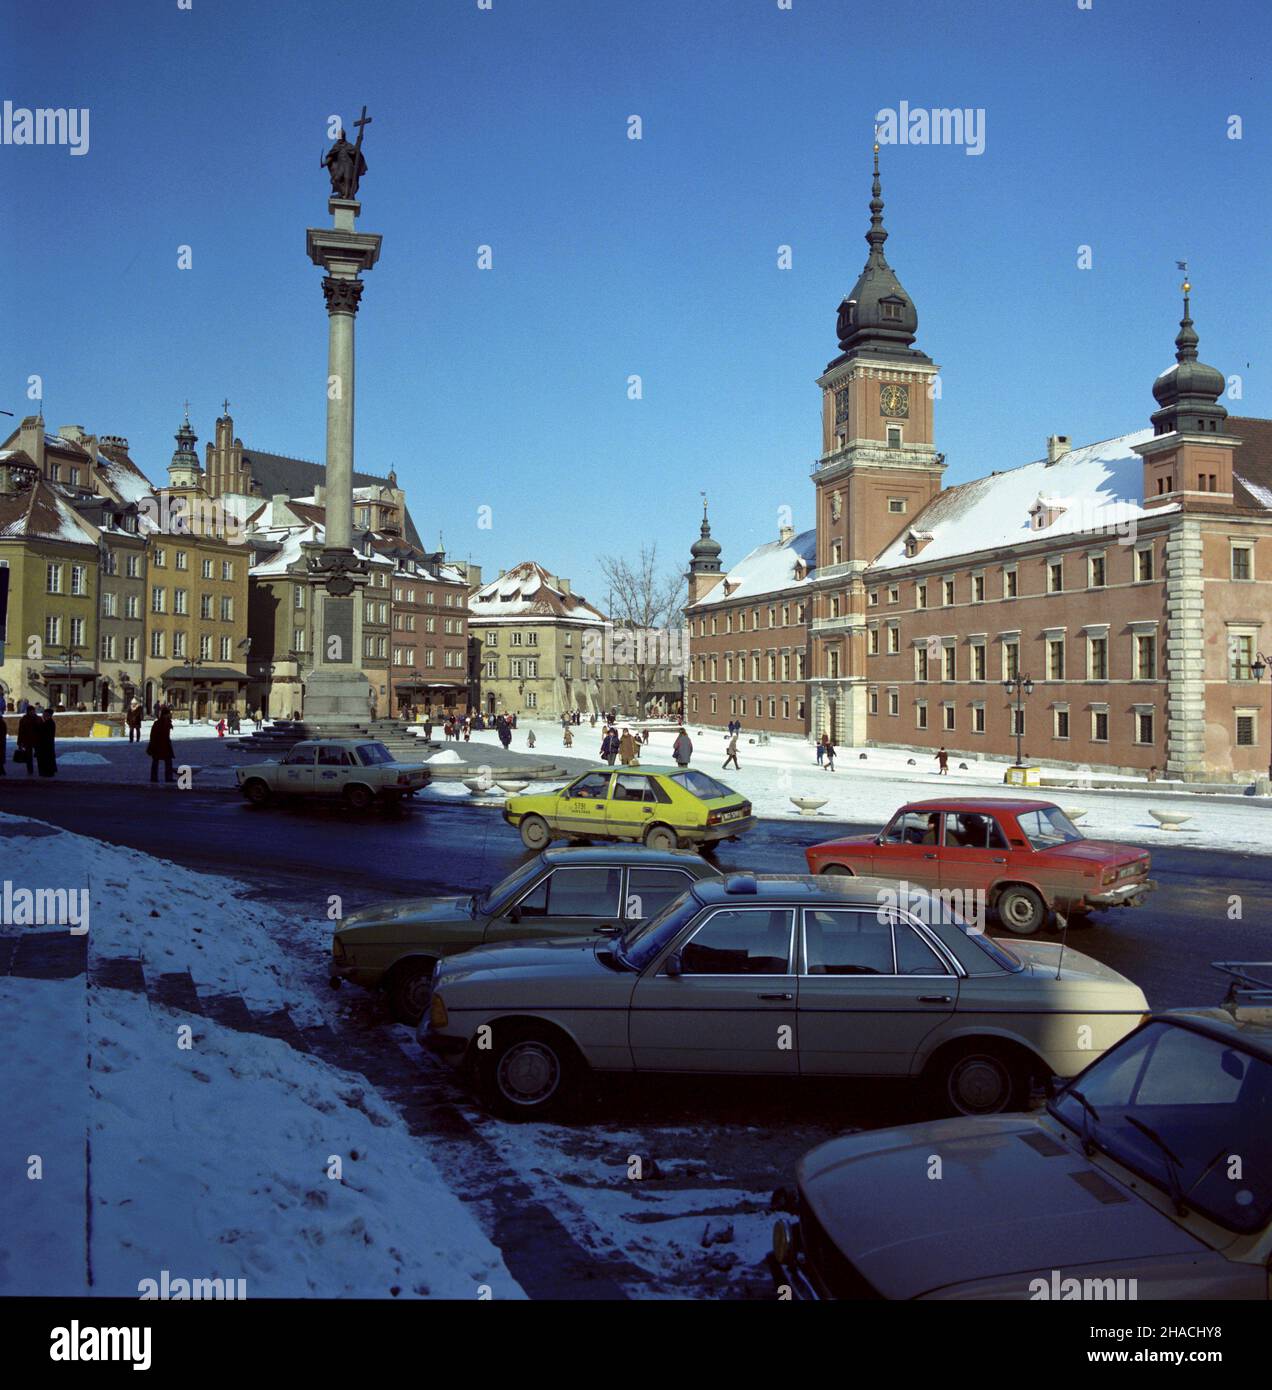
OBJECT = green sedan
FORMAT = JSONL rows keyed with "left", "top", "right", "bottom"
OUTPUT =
{"left": 331, "top": 845, "right": 719, "bottom": 1023}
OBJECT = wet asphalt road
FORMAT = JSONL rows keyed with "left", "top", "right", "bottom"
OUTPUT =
{"left": 3, "top": 779, "right": 1270, "bottom": 1010}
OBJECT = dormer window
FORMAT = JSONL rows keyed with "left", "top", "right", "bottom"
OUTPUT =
{"left": 881, "top": 300, "right": 903, "bottom": 321}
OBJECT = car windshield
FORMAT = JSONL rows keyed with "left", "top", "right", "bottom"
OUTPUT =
{"left": 1017, "top": 805, "right": 1083, "bottom": 849}
{"left": 1049, "top": 1021, "right": 1272, "bottom": 1234}
{"left": 355, "top": 742, "right": 395, "bottom": 765}
{"left": 618, "top": 893, "right": 701, "bottom": 971}
{"left": 670, "top": 770, "right": 734, "bottom": 801}
{"left": 476, "top": 859, "right": 544, "bottom": 916}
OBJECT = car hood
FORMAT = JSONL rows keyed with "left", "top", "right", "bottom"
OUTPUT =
{"left": 797, "top": 1116, "right": 1205, "bottom": 1299}
{"left": 437, "top": 935, "right": 618, "bottom": 987}
{"left": 1007, "top": 940, "right": 1139, "bottom": 988}
{"left": 341, "top": 894, "right": 474, "bottom": 932}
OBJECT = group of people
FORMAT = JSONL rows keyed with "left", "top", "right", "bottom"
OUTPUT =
{"left": 0, "top": 704, "right": 59, "bottom": 777}
{"left": 598, "top": 725, "right": 650, "bottom": 766}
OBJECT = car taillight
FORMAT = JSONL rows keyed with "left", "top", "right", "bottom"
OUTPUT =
{"left": 707, "top": 811, "right": 722, "bottom": 825}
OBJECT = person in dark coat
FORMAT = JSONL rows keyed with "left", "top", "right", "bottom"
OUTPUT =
{"left": 498, "top": 719, "right": 513, "bottom": 751}
{"left": 0, "top": 707, "right": 6, "bottom": 776}
{"left": 147, "top": 706, "right": 176, "bottom": 783}
{"left": 672, "top": 728, "right": 692, "bottom": 767}
{"left": 16, "top": 706, "right": 40, "bottom": 775}
{"left": 126, "top": 700, "right": 143, "bottom": 742}
{"left": 35, "top": 709, "right": 57, "bottom": 777}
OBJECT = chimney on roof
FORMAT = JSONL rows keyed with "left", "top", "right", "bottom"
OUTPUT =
{"left": 779, "top": 522, "right": 794, "bottom": 544}
{"left": 18, "top": 417, "right": 46, "bottom": 479}
{"left": 558, "top": 576, "right": 571, "bottom": 595}
{"left": 1046, "top": 434, "right": 1071, "bottom": 465}
{"left": 58, "top": 425, "right": 87, "bottom": 443}
{"left": 270, "top": 493, "right": 291, "bottom": 526}
{"left": 0, "top": 463, "right": 16, "bottom": 497}
{"left": 313, "top": 484, "right": 325, "bottom": 506}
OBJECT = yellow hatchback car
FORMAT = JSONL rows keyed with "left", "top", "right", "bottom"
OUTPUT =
{"left": 504, "top": 766, "right": 754, "bottom": 854}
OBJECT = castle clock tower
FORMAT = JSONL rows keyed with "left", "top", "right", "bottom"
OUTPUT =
{"left": 810, "top": 142, "right": 945, "bottom": 743}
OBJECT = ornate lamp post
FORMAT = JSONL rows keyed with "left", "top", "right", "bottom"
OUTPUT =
{"left": 1251, "top": 652, "right": 1272, "bottom": 782}
{"left": 52, "top": 643, "right": 87, "bottom": 710}
{"left": 1002, "top": 672, "right": 1035, "bottom": 768}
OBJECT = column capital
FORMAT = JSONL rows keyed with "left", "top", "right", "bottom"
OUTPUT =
{"left": 322, "top": 276, "right": 364, "bottom": 316}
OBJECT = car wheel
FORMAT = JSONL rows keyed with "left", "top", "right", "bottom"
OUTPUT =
{"left": 930, "top": 1044, "right": 1026, "bottom": 1117}
{"left": 644, "top": 824, "right": 678, "bottom": 852}
{"left": 519, "top": 815, "right": 552, "bottom": 850}
{"left": 243, "top": 778, "right": 271, "bottom": 806}
{"left": 346, "top": 783, "right": 374, "bottom": 812}
{"left": 387, "top": 960, "right": 436, "bottom": 1025}
{"left": 996, "top": 884, "right": 1047, "bottom": 935}
{"left": 481, "top": 1024, "right": 578, "bottom": 1120}
{"left": 819, "top": 863, "right": 853, "bottom": 876}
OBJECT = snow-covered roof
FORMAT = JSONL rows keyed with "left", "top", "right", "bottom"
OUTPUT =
{"left": 691, "top": 528, "right": 817, "bottom": 608}
{"left": 469, "top": 560, "right": 606, "bottom": 625}
{"left": 871, "top": 428, "right": 1170, "bottom": 572}
{"left": 249, "top": 525, "right": 321, "bottom": 577}
{"left": 0, "top": 479, "right": 98, "bottom": 545}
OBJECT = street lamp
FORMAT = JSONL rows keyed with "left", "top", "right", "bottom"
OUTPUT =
{"left": 52, "top": 644, "right": 86, "bottom": 710}
{"left": 1251, "top": 652, "right": 1272, "bottom": 782}
{"left": 1002, "top": 672, "right": 1035, "bottom": 767}
{"left": 179, "top": 654, "right": 205, "bottom": 725}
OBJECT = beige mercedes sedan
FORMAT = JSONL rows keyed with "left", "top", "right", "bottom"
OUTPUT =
{"left": 420, "top": 873, "right": 1149, "bottom": 1120}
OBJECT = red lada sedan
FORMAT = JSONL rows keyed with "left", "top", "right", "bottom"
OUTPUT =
{"left": 805, "top": 798, "right": 1154, "bottom": 935}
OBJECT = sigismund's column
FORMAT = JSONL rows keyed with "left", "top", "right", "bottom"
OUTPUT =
{"left": 302, "top": 140, "right": 382, "bottom": 726}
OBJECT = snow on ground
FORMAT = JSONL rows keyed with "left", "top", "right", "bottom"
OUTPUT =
{"left": 446, "top": 720, "right": 1272, "bottom": 856}
{"left": 56, "top": 751, "right": 111, "bottom": 765}
{"left": 0, "top": 813, "right": 522, "bottom": 1299}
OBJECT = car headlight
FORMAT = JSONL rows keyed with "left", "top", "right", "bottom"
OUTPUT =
{"left": 430, "top": 993, "right": 449, "bottom": 1029}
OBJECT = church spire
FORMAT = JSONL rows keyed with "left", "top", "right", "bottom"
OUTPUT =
{"left": 865, "top": 136, "right": 889, "bottom": 266}
{"left": 1150, "top": 268, "right": 1227, "bottom": 436}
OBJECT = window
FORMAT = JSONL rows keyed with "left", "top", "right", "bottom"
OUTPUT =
{"left": 221, "top": 596, "right": 233, "bottom": 621}
{"left": 1053, "top": 706, "right": 1070, "bottom": 739}
{"left": 44, "top": 614, "right": 61, "bottom": 645}
{"left": 69, "top": 617, "right": 84, "bottom": 646}
{"left": 200, "top": 594, "right": 213, "bottom": 620}
{"left": 1229, "top": 632, "right": 1256, "bottom": 681}
{"left": 46, "top": 563, "right": 63, "bottom": 594}
{"left": 886, "top": 425, "right": 902, "bottom": 449}
{"left": 485, "top": 630, "right": 498, "bottom": 646}
{"left": 970, "top": 642, "right": 986, "bottom": 681}
{"left": 153, "top": 548, "right": 166, "bottom": 568}
{"left": 971, "top": 573, "right": 985, "bottom": 603}
{"left": 942, "top": 578, "right": 955, "bottom": 606}
{"left": 805, "top": 910, "right": 901, "bottom": 976}
{"left": 888, "top": 689, "right": 899, "bottom": 716}
{"left": 1092, "top": 708, "right": 1109, "bottom": 742}
{"left": 868, "top": 688, "right": 879, "bottom": 715}
{"left": 883, "top": 810, "right": 940, "bottom": 846}
{"left": 175, "top": 550, "right": 188, "bottom": 571}
{"left": 971, "top": 704, "right": 986, "bottom": 734}
{"left": 150, "top": 630, "right": 165, "bottom": 658}
{"left": 1088, "top": 635, "right": 1109, "bottom": 680}
{"left": 944, "top": 812, "right": 1008, "bottom": 849}
{"left": 887, "top": 586, "right": 899, "bottom": 604}
{"left": 1136, "top": 547, "right": 1154, "bottom": 582}
{"left": 916, "top": 582, "right": 928, "bottom": 609}
{"left": 916, "top": 702, "right": 928, "bottom": 730}
{"left": 915, "top": 648, "right": 928, "bottom": 681}
{"left": 201, "top": 558, "right": 213, "bottom": 579}
{"left": 1003, "top": 567, "right": 1018, "bottom": 598}
{"left": 1002, "top": 639, "right": 1019, "bottom": 681}
{"left": 220, "top": 637, "right": 232, "bottom": 661}
{"left": 887, "top": 625, "right": 900, "bottom": 655}
{"left": 70, "top": 565, "right": 86, "bottom": 596}
{"left": 1135, "top": 709, "right": 1155, "bottom": 745}
{"left": 1047, "top": 560, "right": 1063, "bottom": 594}
{"left": 887, "top": 498, "right": 907, "bottom": 514}
{"left": 942, "top": 703, "right": 955, "bottom": 731}
{"left": 1047, "top": 638, "right": 1065, "bottom": 680}
{"left": 1236, "top": 711, "right": 1257, "bottom": 747}
{"left": 943, "top": 645, "right": 956, "bottom": 681}
{"left": 1088, "top": 554, "right": 1106, "bottom": 588}
{"left": 174, "top": 589, "right": 188, "bottom": 616}
{"left": 125, "top": 593, "right": 139, "bottom": 619}
{"left": 1231, "top": 545, "right": 1253, "bottom": 581}
{"left": 515, "top": 867, "right": 622, "bottom": 920}
{"left": 868, "top": 590, "right": 879, "bottom": 607}
{"left": 126, "top": 554, "right": 140, "bottom": 578}
{"left": 222, "top": 560, "right": 234, "bottom": 581}
{"left": 1135, "top": 633, "right": 1157, "bottom": 680}
{"left": 102, "top": 591, "right": 117, "bottom": 617}
{"left": 1011, "top": 708, "right": 1025, "bottom": 738}
{"left": 679, "top": 908, "right": 794, "bottom": 975}
{"left": 124, "top": 636, "right": 139, "bottom": 661}
{"left": 151, "top": 586, "right": 166, "bottom": 614}
{"left": 293, "top": 627, "right": 306, "bottom": 653}
{"left": 627, "top": 867, "right": 694, "bottom": 919}
{"left": 868, "top": 626, "right": 880, "bottom": 656}
{"left": 200, "top": 634, "right": 213, "bottom": 660}
{"left": 294, "top": 587, "right": 305, "bottom": 609}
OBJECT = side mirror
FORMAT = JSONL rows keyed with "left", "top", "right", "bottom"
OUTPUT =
{"left": 664, "top": 950, "right": 682, "bottom": 978}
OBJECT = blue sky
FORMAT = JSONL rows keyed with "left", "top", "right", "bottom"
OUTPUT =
{"left": 2, "top": 0, "right": 1269, "bottom": 606}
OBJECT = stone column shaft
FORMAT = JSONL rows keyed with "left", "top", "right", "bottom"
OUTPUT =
{"left": 325, "top": 301, "right": 355, "bottom": 550}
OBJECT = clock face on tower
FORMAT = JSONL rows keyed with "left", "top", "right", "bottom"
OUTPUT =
{"left": 880, "top": 383, "right": 910, "bottom": 418}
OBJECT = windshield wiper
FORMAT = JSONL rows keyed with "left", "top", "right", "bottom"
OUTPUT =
{"left": 1126, "top": 1115, "right": 1188, "bottom": 1216}
{"left": 1065, "top": 1086, "right": 1102, "bottom": 1157}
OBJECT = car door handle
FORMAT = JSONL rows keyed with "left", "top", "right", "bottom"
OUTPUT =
{"left": 992, "top": 857, "right": 1006, "bottom": 864}
{"left": 923, "top": 852, "right": 938, "bottom": 860}
{"left": 757, "top": 991, "right": 794, "bottom": 1001}
{"left": 917, "top": 994, "right": 953, "bottom": 1004}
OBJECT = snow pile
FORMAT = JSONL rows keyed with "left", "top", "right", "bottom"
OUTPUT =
{"left": 426, "top": 749, "right": 463, "bottom": 765}
{"left": 0, "top": 813, "right": 523, "bottom": 1299}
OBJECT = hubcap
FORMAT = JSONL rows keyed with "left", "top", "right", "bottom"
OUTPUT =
{"left": 1004, "top": 895, "right": 1036, "bottom": 929}
{"left": 950, "top": 1056, "right": 1008, "bottom": 1113}
{"left": 497, "top": 1041, "right": 560, "bottom": 1106}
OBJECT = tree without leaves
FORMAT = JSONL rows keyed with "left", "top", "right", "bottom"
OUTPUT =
{"left": 596, "top": 545, "right": 687, "bottom": 716}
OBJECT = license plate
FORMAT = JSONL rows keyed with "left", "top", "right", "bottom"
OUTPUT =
{"left": 722, "top": 809, "right": 745, "bottom": 822}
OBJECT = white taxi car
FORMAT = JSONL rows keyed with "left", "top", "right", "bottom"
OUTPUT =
{"left": 236, "top": 738, "right": 430, "bottom": 810}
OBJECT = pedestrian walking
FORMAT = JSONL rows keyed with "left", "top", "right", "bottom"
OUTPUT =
{"left": 936, "top": 747, "right": 949, "bottom": 775}
{"left": 527, "top": 730, "right": 537, "bottom": 750}
{"left": 253, "top": 707, "right": 263, "bottom": 730}
{"left": 216, "top": 717, "right": 227, "bottom": 738}
{"left": 618, "top": 728, "right": 637, "bottom": 765}
{"left": 126, "top": 699, "right": 143, "bottom": 743}
{"left": 563, "top": 723, "right": 573, "bottom": 749}
{"left": 35, "top": 709, "right": 58, "bottom": 777}
{"left": 723, "top": 732, "right": 740, "bottom": 771}
{"left": 601, "top": 728, "right": 619, "bottom": 765}
{"left": 498, "top": 718, "right": 513, "bottom": 752}
{"left": 147, "top": 705, "right": 176, "bottom": 783}
{"left": 815, "top": 737, "right": 824, "bottom": 767}
{"left": 672, "top": 726, "right": 692, "bottom": 768}
{"left": 16, "top": 706, "right": 39, "bottom": 775}
{"left": 228, "top": 707, "right": 240, "bottom": 734}
{"left": 822, "top": 734, "right": 836, "bottom": 772}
